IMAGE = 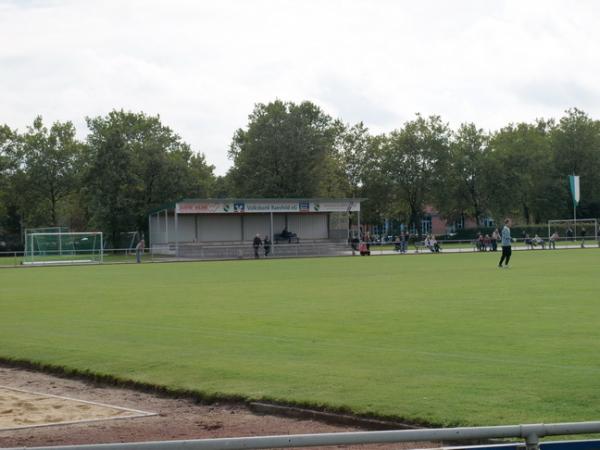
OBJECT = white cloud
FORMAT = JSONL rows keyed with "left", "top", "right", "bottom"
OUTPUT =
{"left": 1, "top": 0, "right": 600, "bottom": 174}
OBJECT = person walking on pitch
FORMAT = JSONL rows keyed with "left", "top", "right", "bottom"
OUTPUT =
{"left": 498, "top": 218, "right": 512, "bottom": 268}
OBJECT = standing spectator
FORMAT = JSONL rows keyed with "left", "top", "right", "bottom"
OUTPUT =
{"left": 566, "top": 226, "right": 574, "bottom": 241}
{"left": 524, "top": 233, "right": 533, "bottom": 249}
{"left": 135, "top": 238, "right": 145, "bottom": 264}
{"left": 491, "top": 228, "right": 499, "bottom": 251}
{"left": 401, "top": 231, "right": 408, "bottom": 254}
{"left": 252, "top": 234, "right": 262, "bottom": 258}
{"left": 581, "top": 227, "right": 586, "bottom": 248}
{"left": 498, "top": 218, "right": 513, "bottom": 268}
{"left": 263, "top": 235, "right": 271, "bottom": 257}
{"left": 549, "top": 231, "right": 559, "bottom": 249}
{"left": 350, "top": 235, "right": 360, "bottom": 255}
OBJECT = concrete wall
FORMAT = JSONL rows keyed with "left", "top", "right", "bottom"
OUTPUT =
{"left": 151, "top": 212, "right": 331, "bottom": 244}
{"left": 242, "top": 215, "right": 270, "bottom": 240}
{"left": 329, "top": 212, "right": 349, "bottom": 240}
{"left": 149, "top": 212, "right": 176, "bottom": 245}
{"left": 178, "top": 215, "right": 196, "bottom": 242}
{"left": 197, "top": 215, "right": 243, "bottom": 241}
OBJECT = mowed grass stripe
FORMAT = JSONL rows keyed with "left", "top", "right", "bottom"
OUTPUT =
{"left": 1, "top": 250, "right": 599, "bottom": 426}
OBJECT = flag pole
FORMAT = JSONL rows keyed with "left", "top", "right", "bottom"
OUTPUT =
{"left": 573, "top": 202, "right": 577, "bottom": 240}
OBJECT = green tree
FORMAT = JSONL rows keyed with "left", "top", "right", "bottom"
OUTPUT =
{"left": 381, "top": 115, "right": 451, "bottom": 230}
{"left": 434, "top": 123, "right": 490, "bottom": 226}
{"left": 487, "top": 120, "right": 556, "bottom": 224}
{"left": 337, "top": 122, "right": 372, "bottom": 197}
{"left": 228, "top": 100, "right": 343, "bottom": 197}
{"left": 550, "top": 108, "right": 600, "bottom": 218}
{"left": 17, "top": 117, "right": 84, "bottom": 227}
{"left": 86, "top": 110, "right": 215, "bottom": 244}
{"left": 0, "top": 125, "right": 20, "bottom": 231}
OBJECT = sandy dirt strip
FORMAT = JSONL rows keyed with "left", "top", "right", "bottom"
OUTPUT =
{"left": 0, "top": 366, "right": 438, "bottom": 449}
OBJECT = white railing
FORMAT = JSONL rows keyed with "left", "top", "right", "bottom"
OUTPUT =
{"left": 4, "top": 421, "right": 600, "bottom": 450}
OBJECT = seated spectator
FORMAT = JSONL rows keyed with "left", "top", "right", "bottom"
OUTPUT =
{"left": 532, "top": 234, "right": 545, "bottom": 249}
{"left": 477, "top": 233, "right": 485, "bottom": 251}
{"left": 394, "top": 236, "right": 401, "bottom": 252}
{"left": 359, "top": 241, "right": 370, "bottom": 256}
{"left": 430, "top": 234, "right": 440, "bottom": 253}
{"left": 524, "top": 233, "right": 533, "bottom": 249}
{"left": 424, "top": 234, "right": 432, "bottom": 251}
{"left": 484, "top": 234, "right": 491, "bottom": 251}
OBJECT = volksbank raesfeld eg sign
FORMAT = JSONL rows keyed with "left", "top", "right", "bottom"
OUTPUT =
{"left": 176, "top": 200, "right": 361, "bottom": 214}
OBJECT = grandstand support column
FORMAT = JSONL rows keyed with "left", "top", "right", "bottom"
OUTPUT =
{"left": 148, "top": 213, "right": 152, "bottom": 248}
{"left": 165, "top": 209, "right": 169, "bottom": 244}
{"left": 174, "top": 209, "right": 179, "bottom": 257}
{"left": 270, "top": 211, "right": 274, "bottom": 255}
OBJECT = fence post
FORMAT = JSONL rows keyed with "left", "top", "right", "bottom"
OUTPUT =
{"left": 525, "top": 433, "right": 540, "bottom": 450}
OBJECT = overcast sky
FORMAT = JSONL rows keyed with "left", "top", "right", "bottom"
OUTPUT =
{"left": 1, "top": 0, "right": 599, "bottom": 174}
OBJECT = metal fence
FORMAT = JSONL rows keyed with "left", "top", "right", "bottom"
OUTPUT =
{"left": 4, "top": 421, "right": 600, "bottom": 450}
{"left": 1, "top": 237, "right": 598, "bottom": 267}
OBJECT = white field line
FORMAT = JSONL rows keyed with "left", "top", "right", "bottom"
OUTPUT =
{"left": 0, "top": 385, "right": 157, "bottom": 431}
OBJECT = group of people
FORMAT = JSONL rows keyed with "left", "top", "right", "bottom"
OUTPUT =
{"left": 423, "top": 234, "right": 440, "bottom": 253}
{"left": 475, "top": 230, "right": 499, "bottom": 252}
{"left": 524, "top": 233, "right": 546, "bottom": 249}
{"left": 252, "top": 234, "right": 271, "bottom": 258}
{"left": 392, "top": 233, "right": 440, "bottom": 253}
{"left": 393, "top": 232, "right": 409, "bottom": 253}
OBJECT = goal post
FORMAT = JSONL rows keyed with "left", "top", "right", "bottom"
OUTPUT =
{"left": 547, "top": 218, "right": 598, "bottom": 245}
{"left": 24, "top": 231, "right": 103, "bottom": 265}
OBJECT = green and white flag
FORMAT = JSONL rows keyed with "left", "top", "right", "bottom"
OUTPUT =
{"left": 569, "top": 175, "right": 580, "bottom": 206}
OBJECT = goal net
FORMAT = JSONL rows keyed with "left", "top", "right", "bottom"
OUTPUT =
{"left": 547, "top": 219, "right": 598, "bottom": 245}
{"left": 23, "top": 230, "right": 103, "bottom": 265}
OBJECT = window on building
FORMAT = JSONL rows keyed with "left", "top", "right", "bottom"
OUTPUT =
{"left": 482, "top": 217, "right": 495, "bottom": 227}
{"left": 447, "top": 215, "right": 464, "bottom": 235}
{"left": 421, "top": 215, "right": 432, "bottom": 235}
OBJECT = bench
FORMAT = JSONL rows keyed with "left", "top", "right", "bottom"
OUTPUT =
{"left": 414, "top": 241, "right": 426, "bottom": 253}
{"left": 530, "top": 239, "right": 545, "bottom": 249}
{"left": 274, "top": 233, "right": 299, "bottom": 244}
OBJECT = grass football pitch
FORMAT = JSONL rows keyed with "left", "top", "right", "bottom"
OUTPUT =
{"left": 1, "top": 249, "right": 599, "bottom": 427}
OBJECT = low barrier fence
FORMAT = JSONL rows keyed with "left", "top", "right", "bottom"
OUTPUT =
{"left": 1, "top": 237, "right": 598, "bottom": 267}
{"left": 4, "top": 420, "right": 600, "bottom": 450}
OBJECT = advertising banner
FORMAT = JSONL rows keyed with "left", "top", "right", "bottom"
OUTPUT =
{"left": 176, "top": 200, "right": 361, "bottom": 214}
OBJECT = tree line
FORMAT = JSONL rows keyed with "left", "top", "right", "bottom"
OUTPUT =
{"left": 1, "top": 103, "right": 599, "bottom": 249}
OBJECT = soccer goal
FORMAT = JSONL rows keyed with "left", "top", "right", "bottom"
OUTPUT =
{"left": 547, "top": 218, "right": 598, "bottom": 246}
{"left": 23, "top": 230, "right": 103, "bottom": 265}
